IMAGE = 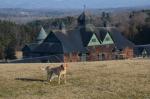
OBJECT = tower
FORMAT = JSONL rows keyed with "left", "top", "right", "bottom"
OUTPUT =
{"left": 77, "top": 5, "right": 92, "bottom": 26}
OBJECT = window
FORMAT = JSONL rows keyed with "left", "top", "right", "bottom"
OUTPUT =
{"left": 105, "top": 37, "right": 110, "bottom": 41}
{"left": 92, "top": 39, "right": 96, "bottom": 42}
{"left": 98, "top": 53, "right": 105, "bottom": 61}
{"left": 80, "top": 53, "right": 86, "bottom": 61}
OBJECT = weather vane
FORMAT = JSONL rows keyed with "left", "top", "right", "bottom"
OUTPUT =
{"left": 83, "top": 4, "right": 86, "bottom": 11}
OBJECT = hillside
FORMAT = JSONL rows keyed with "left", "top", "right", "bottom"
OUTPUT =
{"left": 0, "top": 59, "right": 150, "bottom": 99}
{"left": 0, "top": 8, "right": 81, "bottom": 24}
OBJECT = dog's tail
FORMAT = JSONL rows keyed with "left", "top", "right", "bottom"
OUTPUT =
{"left": 41, "top": 66, "right": 51, "bottom": 71}
{"left": 40, "top": 66, "right": 46, "bottom": 71}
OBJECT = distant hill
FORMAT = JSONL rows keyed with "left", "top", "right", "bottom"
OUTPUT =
{"left": 0, "top": 8, "right": 81, "bottom": 24}
{"left": 0, "top": 5, "right": 149, "bottom": 24}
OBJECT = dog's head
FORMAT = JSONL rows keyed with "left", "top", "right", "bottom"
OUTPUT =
{"left": 60, "top": 63, "right": 68, "bottom": 70}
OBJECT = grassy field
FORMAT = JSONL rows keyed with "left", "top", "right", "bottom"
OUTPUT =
{"left": 0, "top": 59, "right": 150, "bottom": 99}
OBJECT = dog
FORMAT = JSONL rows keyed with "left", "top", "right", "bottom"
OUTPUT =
{"left": 41, "top": 63, "right": 68, "bottom": 84}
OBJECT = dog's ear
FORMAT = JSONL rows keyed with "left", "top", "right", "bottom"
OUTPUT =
{"left": 60, "top": 64, "right": 63, "bottom": 68}
{"left": 60, "top": 65, "right": 65, "bottom": 70}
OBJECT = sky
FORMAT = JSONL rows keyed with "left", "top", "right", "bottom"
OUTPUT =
{"left": 0, "top": 0, "right": 150, "bottom": 9}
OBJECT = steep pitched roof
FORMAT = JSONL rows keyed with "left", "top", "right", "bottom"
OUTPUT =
{"left": 36, "top": 27, "right": 47, "bottom": 43}
{"left": 34, "top": 31, "right": 63, "bottom": 54}
{"left": 108, "top": 29, "right": 135, "bottom": 49}
{"left": 95, "top": 28, "right": 134, "bottom": 49}
{"left": 96, "top": 29, "right": 107, "bottom": 41}
{"left": 79, "top": 24, "right": 95, "bottom": 47}
{"left": 43, "top": 31, "right": 61, "bottom": 43}
{"left": 34, "top": 29, "right": 86, "bottom": 54}
{"left": 55, "top": 28, "right": 86, "bottom": 53}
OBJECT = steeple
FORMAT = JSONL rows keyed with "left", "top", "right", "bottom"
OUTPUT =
{"left": 77, "top": 5, "right": 91, "bottom": 26}
{"left": 36, "top": 27, "right": 47, "bottom": 44}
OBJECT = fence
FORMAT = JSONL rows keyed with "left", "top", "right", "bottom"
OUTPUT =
{"left": 8, "top": 54, "right": 64, "bottom": 63}
{"left": 1, "top": 52, "right": 138, "bottom": 63}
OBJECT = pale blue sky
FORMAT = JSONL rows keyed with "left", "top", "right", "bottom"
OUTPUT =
{"left": 0, "top": 0, "right": 150, "bottom": 9}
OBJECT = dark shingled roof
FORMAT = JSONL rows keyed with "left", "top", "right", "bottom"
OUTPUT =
{"left": 34, "top": 42, "right": 63, "bottom": 54}
{"left": 96, "top": 29, "right": 107, "bottom": 41}
{"left": 79, "top": 26, "right": 93, "bottom": 47}
{"left": 79, "top": 23, "right": 102, "bottom": 47}
{"left": 34, "top": 31, "right": 63, "bottom": 54}
{"left": 55, "top": 28, "right": 86, "bottom": 53}
{"left": 108, "top": 29, "right": 135, "bottom": 49}
{"left": 34, "top": 29, "right": 86, "bottom": 54}
{"left": 44, "top": 31, "right": 61, "bottom": 43}
{"left": 22, "top": 43, "right": 39, "bottom": 52}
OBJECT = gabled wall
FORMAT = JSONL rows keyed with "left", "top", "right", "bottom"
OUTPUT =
{"left": 102, "top": 32, "right": 114, "bottom": 45}
{"left": 88, "top": 33, "right": 101, "bottom": 46}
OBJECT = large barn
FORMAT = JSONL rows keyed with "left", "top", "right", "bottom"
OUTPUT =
{"left": 22, "top": 11, "right": 135, "bottom": 62}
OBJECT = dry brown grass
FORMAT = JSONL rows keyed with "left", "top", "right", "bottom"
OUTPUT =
{"left": 0, "top": 59, "right": 150, "bottom": 99}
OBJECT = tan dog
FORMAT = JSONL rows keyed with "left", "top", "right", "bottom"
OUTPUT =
{"left": 41, "top": 63, "right": 68, "bottom": 84}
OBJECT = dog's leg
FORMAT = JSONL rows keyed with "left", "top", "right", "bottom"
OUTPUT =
{"left": 47, "top": 72, "right": 50, "bottom": 82}
{"left": 62, "top": 74, "right": 66, "bottom": 84}
{"left": 62, "top": 74, "right": 67, "bottom": 84}
{"left": 58, "top": 74, "right": 61, "bottom": 84}
{"left": 49, "top": 72, "right": 53, "bottom": 82}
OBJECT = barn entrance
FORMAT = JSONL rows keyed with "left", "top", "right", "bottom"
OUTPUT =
{"left": 98, "top": 53, "right": 105, "bottom": 61}
{"left": 80, "top": 53, "right": 87, "bottom": 61}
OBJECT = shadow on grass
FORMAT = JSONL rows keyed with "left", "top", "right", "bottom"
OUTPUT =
{"left": 15, "top": 78, "right": 66, "bottom": 86}
{"left": 15, "top": 78, "right": 46, "bottom": 82}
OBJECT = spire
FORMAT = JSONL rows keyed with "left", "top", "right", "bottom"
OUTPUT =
{"left": 77, "top": 5, "right": 91, "bottom": 26}
{"left": 36, "top": 27, "right": 47, "bottom": 44}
